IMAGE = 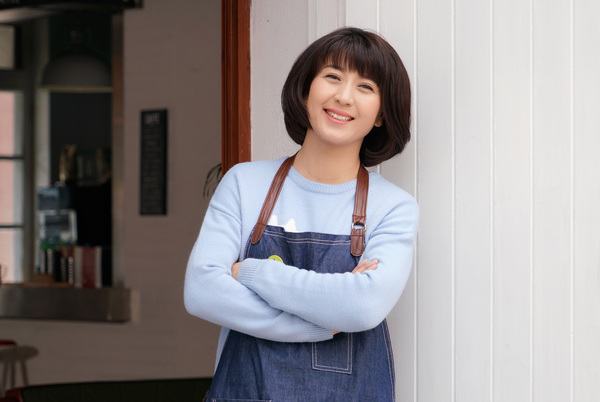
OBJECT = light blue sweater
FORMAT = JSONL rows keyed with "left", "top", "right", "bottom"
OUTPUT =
{"left": 184, "top": 156, "right": 419, "bottom": 371}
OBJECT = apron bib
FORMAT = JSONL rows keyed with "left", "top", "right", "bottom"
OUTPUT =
{"left": 204, "top": 154, "right": 396, "bottom": 402}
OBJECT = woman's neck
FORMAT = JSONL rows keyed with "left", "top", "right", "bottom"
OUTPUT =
{"left": 293, "top": 131, "right": 362, "bottom": 184}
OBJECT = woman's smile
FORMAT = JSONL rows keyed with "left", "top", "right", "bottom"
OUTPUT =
{"left": 323, "top": 108, "right": 354, "bottom": 125}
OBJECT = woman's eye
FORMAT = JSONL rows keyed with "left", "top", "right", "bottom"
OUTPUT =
{"left": 324, "top": 74, "right": 374, "bottom": 91}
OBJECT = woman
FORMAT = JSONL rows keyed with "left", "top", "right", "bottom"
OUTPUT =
{"left": 184, "top": 26, "right": 418, "bottom": 401}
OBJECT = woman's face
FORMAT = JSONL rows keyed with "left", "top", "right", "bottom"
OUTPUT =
{"left": 305, "top": 64, "right": 382, "bottom": 148}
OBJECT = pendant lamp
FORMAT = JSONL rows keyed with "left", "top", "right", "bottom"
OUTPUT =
{"left": 40, "top": 27, "right": 111, "bottom": 93}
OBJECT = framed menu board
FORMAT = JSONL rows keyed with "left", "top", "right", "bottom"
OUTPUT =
{"left": 140, "top": 109, "right": 167, "bottom": 215}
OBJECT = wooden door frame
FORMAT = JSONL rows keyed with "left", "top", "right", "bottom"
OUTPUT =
{"left": 221, "top": 0, "right": 251, "bottom": 172}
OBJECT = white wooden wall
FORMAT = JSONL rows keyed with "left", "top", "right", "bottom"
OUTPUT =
{"left": 251, "top": 1, "right": 600, "bottom": 401}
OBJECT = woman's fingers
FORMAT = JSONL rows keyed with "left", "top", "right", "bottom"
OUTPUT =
{"left": 231, "top": 261, "right": 241, "bottom": 279}
{"left": 352, "top": 259, "right": 378, "bottom": 273}
{"left": 358, "top": 260, "right": 377, "bottom": 272}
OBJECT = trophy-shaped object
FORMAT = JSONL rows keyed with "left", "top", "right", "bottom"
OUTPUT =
{"left": 58, "top": 144, "right": 77, "bottom": 184}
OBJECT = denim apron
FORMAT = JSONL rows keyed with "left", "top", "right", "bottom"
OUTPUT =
{"left": 204, "top": 154, "right": 396, "bottom": 402}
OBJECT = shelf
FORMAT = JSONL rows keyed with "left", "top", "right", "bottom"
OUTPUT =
{"left": 0, "top": 285, "right": 131, "bottom": 323}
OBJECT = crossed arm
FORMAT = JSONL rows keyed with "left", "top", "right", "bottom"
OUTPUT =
{"left": 233, "top": 199, "right": 419, "bottom": 333}
{"left": 184, "top": 166, "right": 418, "bottom": 340}
{"left": 183, "top": 200, "right": 335, "bottom": 343}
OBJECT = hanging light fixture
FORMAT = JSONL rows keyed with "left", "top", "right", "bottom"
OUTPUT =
{"left": 40, "top": 26, "right": 111, "bottom": 93}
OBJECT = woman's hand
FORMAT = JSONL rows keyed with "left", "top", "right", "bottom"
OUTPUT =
{"left": 231, "top": 261, "right": 241, "bottom": 279}
{"left": 352, "top": 258, "right": 378, "bottom": 273}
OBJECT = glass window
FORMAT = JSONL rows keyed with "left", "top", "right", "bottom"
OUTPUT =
{"left": 0, "top": 91, "right": 23, "bottom": 155}
{"left": 0, "top": 229, "right": 23, "bottom": 283}
{"left": 0, "top": 159, "right": 24, "bottom": 224}
{"left": 0, "top": 90, "right": 25, "bottom": 283}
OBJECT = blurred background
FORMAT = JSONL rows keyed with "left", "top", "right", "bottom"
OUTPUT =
{"left": 1, "top": 0, "right": 223, "bottom": 399}
{"left": 1, "top": 1, "right": 599, "bottom": 402}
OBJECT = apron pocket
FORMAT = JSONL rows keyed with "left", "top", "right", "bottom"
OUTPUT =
{"left": 311, "top": 332, "right": 353, "bottom": 374}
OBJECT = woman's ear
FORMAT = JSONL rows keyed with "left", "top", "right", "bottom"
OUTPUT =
{"left": 374, "top": 113, "right": 383, "bottom": 127}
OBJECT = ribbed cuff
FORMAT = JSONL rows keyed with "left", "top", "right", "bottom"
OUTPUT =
{"left": 305, "top": 325, "right": 335, "bottom": 342}
{"left": 237, "top": 258, "right": 262, "bottom": 287}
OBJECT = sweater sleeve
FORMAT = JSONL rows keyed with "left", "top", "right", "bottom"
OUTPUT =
{"left": 183, "top": 165, "right": 334, "bottom": 343}
{"left": 236, "top": 196, "right": 419, "bottom": 333}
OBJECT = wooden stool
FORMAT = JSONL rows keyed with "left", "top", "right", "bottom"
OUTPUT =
{"left": 0, "top": 340, "right": 37, "bottom": 397}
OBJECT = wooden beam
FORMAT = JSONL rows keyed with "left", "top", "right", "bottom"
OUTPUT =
{"left": 221, "top": 0, "right": 251, "bottom": 173}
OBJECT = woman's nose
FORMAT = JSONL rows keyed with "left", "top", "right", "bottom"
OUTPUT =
{"left": 334, "top": 83, "right": 354, "bottom": 105}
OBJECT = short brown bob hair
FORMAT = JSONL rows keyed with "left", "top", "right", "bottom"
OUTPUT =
{"left": 281, "top": 27, "right": 412, "bottom": 167}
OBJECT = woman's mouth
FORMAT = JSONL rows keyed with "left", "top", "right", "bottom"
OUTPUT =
{"left": 324, "top": 108, "right": 354, "bottom": 124}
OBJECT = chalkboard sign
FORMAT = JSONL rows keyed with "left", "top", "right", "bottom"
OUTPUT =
{"left": 140, "top": 109, "right": 167, "bottom": 215}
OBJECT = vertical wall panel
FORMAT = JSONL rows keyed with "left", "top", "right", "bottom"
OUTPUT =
{"left": 251, "top": 0, "right": 309, "bottom": 161}
{"left": 492, "top": 0, "right": 533, "bottom": 401}
{"left": 416, "top": 0, "right": 454, "bottom": 400}
{"left": 251, "top": 1, "right": 600, "bottom": 401}
{"left": 574, "top": 1, "right": 600, "bottom": 401}
{"left": 307, "top": 0, "right": 344, "bottom": 42}
{"left": 454, "top": 0, "right": 492, "bottom": 401}
{"left": 379, "top": 1, "right": 417, "bottom": 193}
{"left": 532, "top": 0, "right": 572, "bottom": 401}
{"left": 345, "top": 0, "right": 378, "bottom": 29}
{"left": 379, "top": 0, "right": 417, "bottom": 400}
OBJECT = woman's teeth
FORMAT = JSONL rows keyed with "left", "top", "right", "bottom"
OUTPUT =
{"left": 326, "top": 110, "right": 352, "bottom": 121}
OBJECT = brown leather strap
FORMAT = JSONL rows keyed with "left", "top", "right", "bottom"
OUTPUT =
{"left": 351, "top": 164, "right": 369, "bottom": 256}
{"left": 250, "top": 153, "right": 297, "bottom": 244}
{"left": 250, "top": 153, "right": 369, "bottom": 257}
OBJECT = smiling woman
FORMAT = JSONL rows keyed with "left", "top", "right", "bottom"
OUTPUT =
{"left": 281, "top": 27, "right": 412, "bottom": 168}
{"left": 185, "top": 26, "right": 418, "bottom": 402}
